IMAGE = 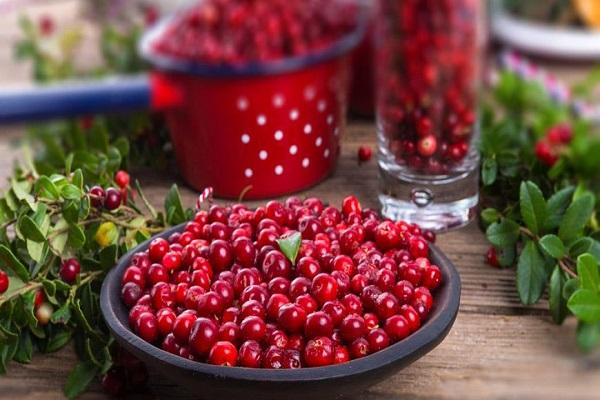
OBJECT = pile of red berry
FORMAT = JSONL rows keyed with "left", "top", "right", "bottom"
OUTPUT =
{"left": 88, "top": 170, "right": 130, "bottom": 211}
{"left": 376, "top": 0, "right": 481, "bottom": 174}
{"left": 534, "top": 123, "right": 573, "bottom": 167}
{"left": 153, "top": 0, "right": 358, "bottom": 64}
{"left": 120, "top": 195, "right": 442, "bottom": 368}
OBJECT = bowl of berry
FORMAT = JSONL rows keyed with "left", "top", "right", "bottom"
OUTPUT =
{"left": 138, "top": 0, "right": 368, "bottom": 199}
{"left": 100, "top": 195, "right": 460, "bottom": 399}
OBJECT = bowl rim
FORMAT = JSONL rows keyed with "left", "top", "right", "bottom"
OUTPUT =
{"left": 138, "top": 0, "right": 369, "bottom": 78}
{"left": 100, "top": 223, "right": 460, "bottom": 382}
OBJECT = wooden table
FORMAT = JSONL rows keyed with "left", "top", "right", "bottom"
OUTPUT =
{"left": 1, "top": 2, "right": 600, "bottom": 399}
{"left": 1, "top": 122, "right": 599, "bottom": 400}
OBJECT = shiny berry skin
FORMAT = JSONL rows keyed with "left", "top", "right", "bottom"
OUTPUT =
{"left": 184, "top": 285, "right": 206, "bottom": 310}
{"left": 334, "top": 345, "right": 350, "bottom": 364}
{"left": 122, "top": 266, "right": 145, "bottom": 288}
{"left": 304, "top": 311, "right": 334, "bottom": 338}
{"left": 115, "top": 170, "right": 130, "bottom": 188}
{"left": 208, "top": 341, "right": 238, "bottom": 366}
{"left": 384, "top": 315, "right": 411, "bottom": 342}
{"left": 535, "top": 140, "right": 558, "bottom": 167}
{"left": 486, "top": 246, "right": 500, "bottom": 268}
{"left": 349, "top": 337, "right": 370, "bottom": 359}
{"left": 297, "top": 257, "right": 321, "bottom": 279}
{"left": 156, "top": 308, "right": 177, "bottom": 336}
{"left": 321, "top": 300, "right": 347, "bottom": 327}
{"left": 341, "top": 196, "right": 361, "bottom": 216}
{"left": 408, "top": 236, "right": 429, "bottom": 258}
{"left": 268, "top": 277, "right": 290, "bottom": 295}
{"left": 311, "top": 273, "right": 338, "bottom": 305}
{"left": 266, "top": 293, "right": 290, "bottom": 320}
{"left": 209, "top": 239, "right": 233, "bottom": 271}
{"left": 262, "top": 250, "right": 292, "bottom": 280}
{"left": 400, "top": 304, "right": 421, "bottom": 333}
{"left": 121, "top": 282, "right": 142, "bottom": 307}
{"left": 413, "top": 287, "right": 433, "bottom": 311}
{"left": 343, "top": 293, "right": 363, "bottom": 315}
{"left": 88, "top": 186, "right": 105, "bottom": 208}
{"left": 189, "top": 317, "right": 219, "bottom": 356}
{"left": 136, "top": 312, "right": 158, "bottom": 343}
{"left": 417, "top": 134, "right": 437, "bottom": 157}
{"left": 0, "top": 270, "right": 8, "bottom": 294}
{"left": 363, "top": 312, "right": 379, "bottom": 330}
{"left": 172, "top": 312, "right": 197, "bottom": 345}
{"left": 304, "top": 336, "right": 334, "bottom": 367}
{"left": 240, "top": 316, "right": 266, "bottom": 341}
{"left": 197, "top": 291, "right": 224, "bottom": 316}
{"left": 232, "top": 237, "right": 256, "bottom": 268}
{"left": 149, "top": 238, "right": 169, "bottom": 262}
{"left": 104, "top": 187, "right": 122, "bottom": 210}
{"left": 240, "top": 299, "right": 266, "bottom": 320}
{"left": 375, "top": 293, "right": 399, "bottom": 320}
{"left": 332, "top": 255, "right": 355, "bottom": 276}
{"left": 162, "top": 251, "right": 182, "bottom": 271}
{"left": 238, "top": 340, "right": 262, "bottom": 367}
{"left": 151, "top": 282, "right": 174, "bottom": 310}
{"left": 422, "top": 265, "right": 442, "bottom": 290}
{"left": 394, "top": 280, "right": 414, "bottom": 304}
{"left": 375, "top": 221, "right": 400, "bottom": 250}
{"left": 162, "top": 333, "right": 181, "bottom": 354}
{"left": 278, "top": 303, "right": 307, "bottom": 333}
{"left": 59, "top": 258, "right": 81, "bottom": 284}
{"left": 358, "top": 145, "right": 372, "bottom": 163}
{"left": 339, "top": 314, "right": 366, "bottom": 342}
{"left": 262, "top": 346, "right": 285, "bottom": 369}
{"left": 367, "top": 328, "right": 390, "bottom": 352}
{"left": 423, "top": 230, "right": 436, "bottom": 243}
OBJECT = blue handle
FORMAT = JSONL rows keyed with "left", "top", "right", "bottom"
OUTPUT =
{"left": 0, "top": 75, "right": 152, "bottom": 124}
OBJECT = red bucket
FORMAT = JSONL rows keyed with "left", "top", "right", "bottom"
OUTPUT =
{"left": 140, "top": 11, "right": 366, "bottom": 199}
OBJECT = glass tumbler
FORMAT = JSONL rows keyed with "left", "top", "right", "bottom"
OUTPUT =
{"left": 374, "top": 0, "right": 485, "bottom": 231}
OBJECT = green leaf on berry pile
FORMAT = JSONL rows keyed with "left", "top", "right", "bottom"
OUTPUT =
{"left": 486, "top": 219, "right": 520, "bottom": 248}
{"left": 64, "top": 360, "right": 99, "bottom": 400}
{"left": 34, "top": 176, "right": 60, "bottom": 200}
{"left": 544, "top": 186, "right": 575, "bottom": 231}
{"left": 568, "top": 289, "right": 600, "bottom": 323}
{"left": 18, "top": 215, "right": 46, "bottom": 242}
{"left": 549, "top": 266, "right": 569, "bottom": 324}
{"left": 0, "top": 245, "right": 29, "bottom": 282}
{"left": 576, "top": 321, "right": 600, "bottom": 353}
{"left": 60, "top": 184, "right": 82, "bottom": 201}
{"left": 577, "top": 254, "right": 600, "bottom": 293}
{"left": 276, "top": 231, "right": 302, "bottom": 265}
{"left": 559, "top": 193, "right": 595, "bottom": 244}
{"left": 519, "top": 181, "right": 547, "bottom": 236}
{"left": 481, "top": 158, "right": 498, "bottom": 186}
{"left": 164, "top": 184, "right": 186, "bottom": 225}
{"left": 517, "top": 241, "right": 548, "bottom": 305}
{"left": 539, "top": 234, "right": 566, "bottom": 259}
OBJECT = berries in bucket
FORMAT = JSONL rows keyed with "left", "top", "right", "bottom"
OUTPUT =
{"left": 120, "top": 195, "right": 442, "bottom": 368}
{"left": 140, "top": 0, "right": 367, "bottom": 199}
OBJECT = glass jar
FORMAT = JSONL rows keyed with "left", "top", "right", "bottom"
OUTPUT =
{"left": 375, "top": 0, "right": 485, "bottom": 231}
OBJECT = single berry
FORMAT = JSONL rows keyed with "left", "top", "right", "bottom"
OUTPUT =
{"left": 88, "top": 186, "right": 105, "bottom": 208}
{"left": 104, "top": 187, "right": 122, "bottom": 210}
{"left": 486, "top": 246, "right": 500, "bottom": 268}
{"left": 358, "top": 146, "right": 372, "bottom": 163}
{"left": 208, "top": 341, "right": 238, "bottom": 366}
{"left": 115, "top": 170, "right": 130, "bottom": 188}
{"left": 0, "top": 270, "right": 8, "bottom": 294}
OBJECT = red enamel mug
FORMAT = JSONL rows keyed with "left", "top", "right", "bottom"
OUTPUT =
{"left": 0, "top": 4, "right": 367, "bottom": 199}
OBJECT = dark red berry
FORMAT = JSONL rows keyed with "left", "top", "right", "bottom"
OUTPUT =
{"left": 104, "top": 187, "right": 122, "bottom": 210}
{"left": 59, "top": 258, "right": 80, "bottom": 284}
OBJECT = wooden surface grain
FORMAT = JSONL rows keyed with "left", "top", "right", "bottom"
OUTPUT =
{"left": 0, "top": 2, "right": 600, "bottom": 399}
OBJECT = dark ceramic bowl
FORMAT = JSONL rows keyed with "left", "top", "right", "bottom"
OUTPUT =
{"left": 100, "top": 224, "right": 460, "bottom": 400}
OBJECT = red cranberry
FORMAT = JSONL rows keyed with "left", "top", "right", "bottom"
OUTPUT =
{"left": 295, "top": 293, "right": 318, "bottom": 314}
{"left": 358, "top": 146, "right": 372, "bottom": 163}
{"left": 339, "top": 314, "right": 366, "bottom": 342}
{"left": 238, "top": 340, "right": 262, "bottom": 367}
{"left": 135, "top": 312, "right": 158, "bottom": 343}
{"left": 262, "top": 250, "right": 292, "bottom": 280}
{"left": 384, "top": 315, "right": 410, "bottom": 342}
{"left": 349, "top": 337, "right": 370, "bottom": 359}
{"left": 88, "top": 186, "right": 105, "bottom": 208}
{"left": 149, "top": 238, "right": 169, "bottom": 262}
{"left": 367, "top": 328, "right": 390, "bottom": 352}
{"left": 375, "top": 292, "right": 400, "bottom": 320}
{"left": 173, "top": 312, "right": 197, "bottom": 345}
{"left": 278, "top": 303, "right": 307, "bottom": 333}
{"left": 342, "top": 196, "right": 361, "bottom": 216}
{"left": 334, "top": 345, "right": 350, "bottom": 364}
{"left": 304, "top": 336, "right": 334, "bottom": 367}
{"left": 240, "top": 316, "right": 266, "bottom": 341}
{"left": 115, "top": 170, "right": 130, "bottom": 188}
{"left": 486, "top": 246, "right": 500, "bottom": 268}
{"left": 400, "top": 304, "right": 421, "bottom": 333}
{"left": 59, "top": 258, "right": 80, "bottom": 284}
{"left": 409, "top": 236, "right": 429, "bottom": 258}
{"left": 262, "top": 346, "right": 285, "bottom": 369}
{"left": 343, "top": 293, "right": 363, "bottom": 315}
{"left": 156, "top": 308, "right": 177, "bottom": 336}
{"left": 394, "top": 280, "right": 415, "bottom": 304}
{"left": 189, "top": 317, "right": 218, "bottom": 356}
{"left": 422, "top": 265, "right": 442, "bottom": 290}
{"left": 363, "top": 312, "right": 379, "bottom": 330}
{"left": 121, "top": 282, "right": 142, "bottom": 307}
{"left": 321, "top": 300, "right": 348, "bottom": 327}
{"left": 305, "top": 311, "right": 334, "bottom": 338}
{"left": 297, "top": 257, "right": 321, "bottom": 279}
{"left": 197, "top": 291, "right": 224, "bottom": 316}
{"left": 208, "top": 341, "right": 238, "bottom": 366}
{"left": 311, "top": 273, "right": 338, "bottom": 305}
{"left": 104, "top": 188, "right": 122, "bottom": 210}
{"left": 209, "top": 240, "right": 233, "bottom": 271}
{"left": 232, "top": 237, "right": 256, "bottom": 268}
{"left": 0, "top": 270, "right": 8, "bottom": 294}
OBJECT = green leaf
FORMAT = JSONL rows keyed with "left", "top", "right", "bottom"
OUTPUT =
{"left": 0, "top": 245, "right": 29, "bottom": 281}
{"left": 13, "top": 331, "right": 32, "bottom": 364}
{"left": 63, "top": 200, "right": 80, "bottom": 224}
{"left": 563, "top": 278, "right": 580, "bottom": 300}
{"left": 49, "top": 218, "right": 69, "bottom": 256}
{"left": 51, "top": 303, "right": 72, "bottom": 325}
{"left": 45, "top": 329, "right": 72, "bottom": 353}
{"left": 577, "top": 254, "right": 600, "bottom": 293}
{"left": 64, "top": 361, "right": 99, "bottom": 400}
{"left": 486, "top": 219, "right": 520, "bottom": 248}
{"left": 559, "top": 193, "right": 595, "bottom": 243}
{"left": 35, "top": 176, "right": 60, "bottom": 200}
{"left": 519, "top": 181, "right": 546, "bottom": 235}
{"left": 18, "top": 215, "right": 46, "bottom": 242}
{"left": 99, "top": 245, "right": 118, "bottom": 269}
{"left": 569, "top": 237, "right": 600, "bottom": 261}
{"left": 71, "top": 169, "right": 84, "bottom": 190}
{"left": 539, "top": 234, "right": 565, "bottom": 259}
{"left": 568, "top": 289, "right": 600, "bottom": 323}
{"left": 480, "top": 208, "right": 501, "bottom": 226}
{"left": 549, "top": 266, "right": 568, "bottom": 324}
{"left": 164, "top": 184, "right": 186, "bottom": 225}
{"left": 576, "top": 322, "right": 600, "bottom": 353}
{"left": 545, "top": 186, "right": 575, "bottom": 230}
{"left": 68, "top": 224, "right": 86, "bottom": 249}
{"left": 481, "top": 158, "right": 497, "bottom": 186}
{"left": 276, "top": 231, "right": 301, "bottom": 264}
{"left": 517, "top": 241, "right": 547, "bottom": 305}
{"left": 61, "top": 184, "right": 82, "bottom": 200}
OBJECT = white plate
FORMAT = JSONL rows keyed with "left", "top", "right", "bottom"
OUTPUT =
{"left": 490, "top": 0, "right": 600, "bottom": 59}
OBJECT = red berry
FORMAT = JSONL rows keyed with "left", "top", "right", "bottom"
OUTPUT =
{"left": 39, "top": 15, "right": 55, "bottom": 36}
{"left": 0, "top": 270, "right": 8, "bottom": 294}
{"left": 311, "top": 273, "right": 338, "bottom": 305}
{"left": 358, "top": 146, "right": 372, "bottom": 163}
{"left": 149, "top": 238, "right": 169, "bottom": 262}
{"left": 101, "top": 368, "right": 125, "bottom": 397}
{"left": 400, "top": 304, "right": 421, "bottom": 333}
{"left": 240, "top": 316, "right": 266, "bottom": 341}
{"left": 189, "top": 317, "right": 219, "bottom": 356}
{"left": 375, "top": 292, "right": 400, "bottom": 320}
{"left": 349, "top": 337, "right": 370, "bottom": 359}
{"left": 162, "top": 251, "right": 182, "bottom": 271}
{"left": 535, "top": 140, "right": 558, "bottom": 167}
{"left": 417, "top": 135, "right": 437, "bottom": 157}
{"left": 104, "top": 187, "right": 122, "bottom": 210}
{"left": 408, "top": 236, "right": 428, "bottom": 258}
{"left": 422, "top": 265, "right": 442, "bottom": 290}
{"left": 59, "top": 258, "right": 81, "bottom": 284}
{"left": 367, "top": 328, "right": 390, "bottom": 352}
{"left": 209, "top": 239, "right": 233, "bottom": 271}
{"left": 339, "top": 314, "right": 366, "bottom": 342}
{"left": 208, "top": 341, "right": 238, "bottom": 366}
{"left": 304, "top": 311, "right": 334, "bottom": 338}
{"left": 278, "top": 303, "right": 307, "bottom": 333}
{"left": 547, "top": 123, "right": 572, "bottom": 144}
{"left": 136, "top": 312, "right": 158, "bottom": 342}
{"left": 375, "top": 221, "right": 400, "bottom": 251}
{"left": 115, "top": 170, "right": 130, "bottom": 188}
{"left": 238, "top": 340, "right": 262, "bottom": 367}
{"left": 172, "top": 312, "right": 197, "bottom": 345}
{"left": 486, "top": 246, "right": 500, "bottom": 268}
{"left": 333, "top": 344, "right": 350, "bottom": 364}
{"left": 88, "top": 186, "right": 105, "bottom": 208}
{"left": 304, "top": 336, "right": 334, "bottom": 367}
{"left": 341, "top": 196, "right": 361, "bottom": 216}
{"left": 384, "top": 315, "right": 410, "bottom": 342}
